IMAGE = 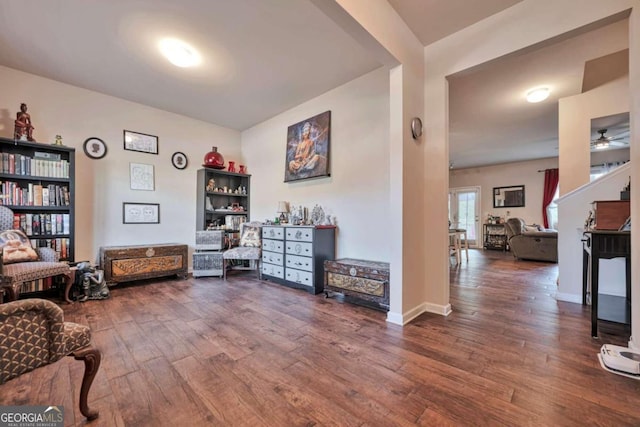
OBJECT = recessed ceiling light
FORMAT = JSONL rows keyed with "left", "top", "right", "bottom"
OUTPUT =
{"left": 159, "top": 38, "right": 201, "bottom": 68}
{"left": 526, "top": 87, "right": 550, "bottom": 103}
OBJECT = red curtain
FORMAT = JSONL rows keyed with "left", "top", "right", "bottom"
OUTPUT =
{"left": 542, "top": 168, "right": 559, "bottom": 228}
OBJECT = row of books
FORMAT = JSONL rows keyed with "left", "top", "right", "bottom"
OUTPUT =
{"left": 31, "top": 237, "right": 71, "bottom": 260}
{"left": 13, "top": 213, "right": 71, "bottom": 236}
{"left": 18, "top": 276, "right": 58, "bottom": 295}
{"left": 1, "top": 181, "right": 71, "bottom": 207}
{"left": 0, "top": 152, "right": 70, "bottom": 178}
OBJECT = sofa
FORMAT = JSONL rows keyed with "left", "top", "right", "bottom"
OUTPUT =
{"left": 504, "top": 218, "right": 558, "bottom": 262}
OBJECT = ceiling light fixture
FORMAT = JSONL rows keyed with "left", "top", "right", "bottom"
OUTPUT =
{"left": 159, "top": 38, "right": 201, "bottom": 68}
{"left": 594, "top": 140, "right": 609, "bottom": 150}
{"left": 526, "top": 87, "right": 550, "bottom": 103}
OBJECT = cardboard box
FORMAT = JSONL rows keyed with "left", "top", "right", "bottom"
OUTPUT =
{"left": 592, "top": 200, "right": 630, "bottom": 230}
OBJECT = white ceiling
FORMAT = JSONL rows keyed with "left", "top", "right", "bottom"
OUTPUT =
{"left": 1, "top": 1, "right": 625, "bottom": 169}
{"left": 447, "top": 18, "right": 629, "bottom": 169}
{"left": 387, "top": 0, "right": 523, "bottom": 46}
{"left": 0, "top": 0, "right": 382, "bottom": 130}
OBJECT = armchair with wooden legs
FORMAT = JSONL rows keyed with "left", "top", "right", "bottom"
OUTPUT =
{"left": 0, "top": 298, "right": 101, "bottom": 420}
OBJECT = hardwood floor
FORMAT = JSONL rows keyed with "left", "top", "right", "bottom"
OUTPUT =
{"left": 2, "top": 249, "right": 639, "bottom": 426}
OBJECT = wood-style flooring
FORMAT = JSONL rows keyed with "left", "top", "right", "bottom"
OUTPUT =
{"left": 1, "top": 249, "right": 639, "bottom": 426}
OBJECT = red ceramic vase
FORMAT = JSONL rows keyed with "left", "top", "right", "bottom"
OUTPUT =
{"left": 238, "top": 165, "right": 246, "bottom": 174}
{"left": 203, "top": 146, "right": 225, "bottom": 169}
{"left": 228, "top": 161, "right": 236, "bottom": 173}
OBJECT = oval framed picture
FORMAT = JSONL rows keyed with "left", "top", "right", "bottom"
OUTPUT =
{"left": 83, "top": 137, "right": 107, "bottom": 159}
{"left": 171, "top": 151, "right": 188, "bottom": 170}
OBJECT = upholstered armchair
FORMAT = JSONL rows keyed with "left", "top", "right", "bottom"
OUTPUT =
{"left": 505, "top": 218, "right": 558, "bottom": 262}
{"left": 0, "top": 298, "right": 101, "bottom": 420}
{"left": 223, "top": 221, "right": 262, "bottom": 280}
{"left": 0, "top": 206, "right": 74, "bottom": 302}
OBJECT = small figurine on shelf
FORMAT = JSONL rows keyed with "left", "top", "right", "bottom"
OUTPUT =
{"left": 228, "top": 161, "right": 236, "bottom": 172}
{"left": 206, "top": 178, "right": 215, "bottom": 192}
{"left": 238, "top": 165, "right": 246, "bottom": 174}
{"left": 53, "top": 135, "right": 63, "bottom": 146}
{"left": 14, "top": 103, "right": 35, "bottom": 142}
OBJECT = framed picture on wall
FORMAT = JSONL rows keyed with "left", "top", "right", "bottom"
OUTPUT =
{"left": 123, "top": 130, "right": 158, "bottom": 154}
{"left": 493, "top": 185, "right": 525, "bottom": 208}
{"left": 129, "top": 163, "right": 155, "bottom": 191}
{"left": 284, "top": 110, "right": 331, "bottom": 182}
{"left": 123, "top": 203, "right": 159, "bottom": 224}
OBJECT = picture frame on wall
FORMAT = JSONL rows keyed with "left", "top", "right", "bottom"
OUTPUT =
{"left": 123, "top": 130, "right": 158, "bottom": 154}
{"left": 123, "top": 202, "right": 159, "bottom": 224}
{"left": 493, "top": 185, "right": 525, "bottom": 208}
{"left": 129, "top": 163, "right": 154, "bottom": 191}
{"left": 284, "top": 110, "right": 331, "bottom": 182}
{"left": 171, "top": 151, "right": 188, "bottom": 170}
{"left": 83, "top": 137, "right": 107, "bottom": 159}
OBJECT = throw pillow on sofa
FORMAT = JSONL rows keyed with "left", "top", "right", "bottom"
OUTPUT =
{"left": 0, "top": 229, "right": 39, "bottom": 264}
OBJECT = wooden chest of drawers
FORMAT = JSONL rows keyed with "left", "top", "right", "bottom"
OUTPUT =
{"left": 324, "top": 258, "right": 390, "bottom": 311}
{"left": 261, "top": 225, "right": 335, "bottom": 294}
{"left": 99, "top": 243, "right": 188, "bottom": 285}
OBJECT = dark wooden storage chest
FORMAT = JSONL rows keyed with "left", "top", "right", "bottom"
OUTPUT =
{"left": 323, "top": 258, "right": 390, "bottom": 311}
{"left": 99, "top": 243, "right": 188, "bottom": 285}
{"left": 592, "top": 200, "right": 630, "bottom": 230}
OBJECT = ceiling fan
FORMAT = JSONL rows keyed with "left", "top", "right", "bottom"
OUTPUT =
{"left": 591, "top": 128, "right": 629, "bottom": 150}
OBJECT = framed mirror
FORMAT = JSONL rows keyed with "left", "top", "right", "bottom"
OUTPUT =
{"left": 493, "top": 185, "right": 525, "bottom": 208}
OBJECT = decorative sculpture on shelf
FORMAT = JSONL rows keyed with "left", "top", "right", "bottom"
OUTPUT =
{"left": 14, "top": 103, "right": 35, "bottom": 141}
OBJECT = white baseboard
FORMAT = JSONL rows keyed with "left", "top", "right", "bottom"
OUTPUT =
{"left": 386, "top": 311, "right": 404, "bottom": 325}
{"left": 629, "top": 337, "right": 639, "bottom": 352}
{"left": 555, "top": 292, "right": 582, "bottom": 304}
{"left": 386, "top": 301, "right": 452, "bottom": 325}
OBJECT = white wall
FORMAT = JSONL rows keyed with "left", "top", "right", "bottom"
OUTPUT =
{"left": 559, "top": 76, "right": 629, "bottom": 195}
{"left": 0, "top": 65, "right": 241, "bottom": 263}
{"left": 557, "top": 163, "right": 629, "bottom": 302}
{"left": 450, "top": 157, "right": 558, "bottom": 227}
{"left": 313, "top": 0, "right": 429, "bottom": 323}
{"left": 241, "top": 67, "right": 390, "bottom": 261}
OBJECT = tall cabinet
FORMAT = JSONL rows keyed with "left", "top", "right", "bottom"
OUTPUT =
{"left": 196, "top": 168, "right": 251, "bottom": 231}
{"left": 0, "top": 137, "right": 75, "bottom": 261}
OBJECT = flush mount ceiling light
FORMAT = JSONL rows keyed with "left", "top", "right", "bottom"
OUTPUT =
{"left": 526, "top": 87, "right": 550, "bottom": 103}
{"left": 159, "top": 38, "right": 201, "bottom": 68}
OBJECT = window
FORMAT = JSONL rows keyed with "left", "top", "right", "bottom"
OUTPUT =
{"left": 546, "top": 187, "right": 560, "bottom": 230}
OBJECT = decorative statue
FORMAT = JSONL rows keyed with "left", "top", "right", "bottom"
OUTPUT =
{"left": 14, "top": 103, "right": 35, "bottom": 141}
{"left": 76, "top": 262, "right": 109, "bottom": 301}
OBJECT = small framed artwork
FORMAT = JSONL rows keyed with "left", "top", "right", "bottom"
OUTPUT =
{"left": 284, "top": 110, "right": 331, "bottom": 182}
{"left": 130, "top": 163, "right": 154, "bottom": 191}
{"left": 83, "top": 137, "right": 107, "bottom": 159}
{"left": 123, "top": 130, "right": 158, "bottom": 154}
{"left": 123, "top": 202, "right": 159, "bottom": 224}
{"left": 171, "top": 152, "right": 188, "bottom": 170}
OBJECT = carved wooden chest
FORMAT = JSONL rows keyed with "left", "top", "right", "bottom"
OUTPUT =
{"left": 99, "top": 243, "right": 188, "bottom": 285}
{"left": 323, "top": 258, "right": 390, "bottom": 311}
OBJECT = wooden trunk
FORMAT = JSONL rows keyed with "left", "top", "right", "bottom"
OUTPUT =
{"left": 99, "top": 243, "right": 188, "bottom": 285}
{"left": 323, "top": 258, "right": 390, "bottom": 311}
{"left": 592, "top": 200, "right": 630, "bottom": 230}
